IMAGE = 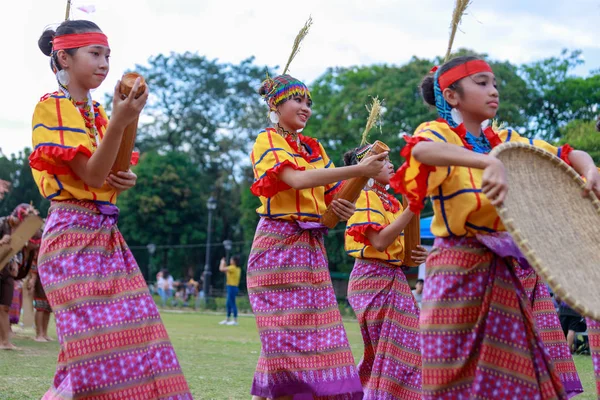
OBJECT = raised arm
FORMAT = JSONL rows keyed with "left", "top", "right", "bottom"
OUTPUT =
{"left": 279, "top": 152, "right": 388, "bottom": 190}
{"left": 68, "top": 78, "right": 148, "bottom": 188}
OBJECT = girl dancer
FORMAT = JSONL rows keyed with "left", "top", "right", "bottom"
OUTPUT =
{"left": 30, "top": 20, "right": 191, "bottom": 399}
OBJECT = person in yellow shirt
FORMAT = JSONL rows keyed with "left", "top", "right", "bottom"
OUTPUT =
{"left": 248, "top": 73, "right": 387, "bottom": 400}
{"left": 343, "top": 144, "right": 427, "bottom": 400}
{"left": 29, "top": 19, "right": 191, "bottom": 398}
{"left": 390, "top": 55, "right": 600, "bottom": 399}
{"left": 219, "top": 256, "right": 242, "bottom": 326}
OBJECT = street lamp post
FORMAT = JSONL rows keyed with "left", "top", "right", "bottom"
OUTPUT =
{"left": 222, "top": 239, "right": 233, "bottom": 292}
{"left": 202, "top": 196, "right": 217, "bottom": 306}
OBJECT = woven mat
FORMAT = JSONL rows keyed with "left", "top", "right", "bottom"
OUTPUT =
{"left": 490, "top": 142, "right": 600, "bottom": 320}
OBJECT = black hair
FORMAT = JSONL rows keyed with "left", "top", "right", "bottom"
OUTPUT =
{"left": 38, "top": 20, "right": 102, "bottom": 71}
{"left": 343, "top": 148, "right": 359, "bottom": 167}
{"left": 231, "top": 255, "right": 241, "bottom": 266}
{"left": 420, "top": 56, "right": 480, "bottom": 106}
{"left": 343, "top": 144, "right": 373, "bottom": 167}
{"left": 416, "top": 279, "right": 424, "bottom": 284}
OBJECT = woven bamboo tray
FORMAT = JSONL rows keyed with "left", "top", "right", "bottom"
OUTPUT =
{"left": 490, "top": 142, "right": 600, "bottom": 320}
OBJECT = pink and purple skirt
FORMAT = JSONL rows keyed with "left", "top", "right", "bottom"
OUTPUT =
{"left": 347, "top": 258, "right": 421, "bottom": 399}
{"left": 420, "top": 234, "right": 566, "bottom": 399}
{"left": 38, "top": 200, "right": 191, "bottom": 400}
{"left": 247, "top": 217, "right": 362, "bottom": 399}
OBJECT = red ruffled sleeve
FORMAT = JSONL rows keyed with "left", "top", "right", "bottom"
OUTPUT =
{"left": 346, "top": 223, "right": 385, "bottom": 246}
{"left": 130, "top": 151, "right": 140, "bottom": 166}
{"left": 324, "top": 180, "right": 343, "bottom": 205}
{"left": 250, "top": 160, "right": 305, "bottom": 198}
{"left": 558, "top": 144, "right": 574, "bottom": 166}
{"left": 29, "top": 144, "right": 92, "bottom": 176}
{"left": 390, "top": 135, "right": 437, "bottom": 213}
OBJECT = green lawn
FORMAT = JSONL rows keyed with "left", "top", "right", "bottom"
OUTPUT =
{"left": 0, "top": 312, "right": 597, "bottom": 399}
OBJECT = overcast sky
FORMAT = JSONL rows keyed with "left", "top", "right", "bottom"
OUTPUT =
{"left": 2, "top": 0, "right": 600, "bottom": 156}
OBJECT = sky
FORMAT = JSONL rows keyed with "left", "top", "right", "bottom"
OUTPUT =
{"left": 2, "top": 0, "right": 600, "bottom": 157}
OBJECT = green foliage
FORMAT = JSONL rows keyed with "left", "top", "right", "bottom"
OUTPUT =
{"left": 117, "top": 151, "right": 208, "bottom": 278}
{"left": 559, "top": 120, "right": 600, "bottom": 164}
{"left": 522, "top": 50, "right": 600, "bottom": 140}
{"left": 0, "top": 149, "right": 49, "bottom": 217}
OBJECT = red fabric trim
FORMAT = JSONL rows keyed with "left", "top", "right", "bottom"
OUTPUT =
{"left": 371, "top": 183, "right": 400, "bottom": 213}
{"left": 29, "top": 145, "right": 92, "bottom": 176}
{"left": 439, "top": 60, "right": 493, "bottom": 91}
{"left": 324, "top": 181, "right": 343, "bottom": 205}
{"left": 286, "top": 133, "right": 323, "bottom": 163}
{"left": 52, "top": 32, "right": 109, "bottom": 51}
{"left": 250, "top": 160, "right": 305, "bottom": 198}
{"left": 347, "top": 223, "right": 386, "bottom": 245}
{"left": 436, "top": 119, "right": 473, "bottom": 150}
{"left": 559, "top": 144, "right": 574, "bottom": 166}
{"left": 390, "top": 135, "right": 436, "bottom": 213}
{"left": 130, "top": 151, "right": 140, "bottom": 166}
{"left": 265, "top": 128, "right": 322, "bottom": 163}
{"left": 483, "top": 126, "right": 503, "bottom": 148}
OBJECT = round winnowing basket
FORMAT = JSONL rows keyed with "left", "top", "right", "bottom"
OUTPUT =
{"left": 490, "top": 142, "right": 600, "bottom": 320}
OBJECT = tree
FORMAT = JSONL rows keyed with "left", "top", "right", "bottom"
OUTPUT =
{"left": 559, "top": 120, "right": 600, "bottom": 164}
{"left": 0, "top": 149, "right": 49, "bottom": 217}
{"left": 521, "top": 50, "right": 600, "bottom": 140}
{"left": 117, "top": 151, "right": 209, "bottom": 278}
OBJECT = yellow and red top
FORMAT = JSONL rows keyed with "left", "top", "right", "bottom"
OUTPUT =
{"left": 390, "top": 119, "right": 573, "bottom": 238}
{"left": 29, "top": 92, "right": 137, "bottom": 205}
{"left": 345, "top": 189, "right": 405, "bottom": 266}
{"left": 250, "top": 128, "right": 341, "bottom": 222}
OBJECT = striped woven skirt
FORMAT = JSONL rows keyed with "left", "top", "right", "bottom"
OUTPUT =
{"left": 37, "top": 200, "right": 191, "bottom": 400}
{"left": 247, "top": 217, "right": 362, "bottom": 399}
{"left": 515, "top": 264, "right": 583, "bottom": 398}
{"left": 587, "top": 317, "right": 600, "bottom": 398}
{"left": 421, "top": 235, "right": 566, "bottom": 399}
{"left": 347, "top": 258, "right": 421, "bottom": 400}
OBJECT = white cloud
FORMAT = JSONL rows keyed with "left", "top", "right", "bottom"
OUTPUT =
{"left": 2, "top": 0, "right": 599, "bottom": 156}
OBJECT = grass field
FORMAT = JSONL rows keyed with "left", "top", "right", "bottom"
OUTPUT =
{"left": 0, "top": 311, "right": 597, "bottom": 399}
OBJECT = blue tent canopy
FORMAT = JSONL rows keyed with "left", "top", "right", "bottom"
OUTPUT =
{"left": 420, "top": 216, "right": 434, "bottom": 240}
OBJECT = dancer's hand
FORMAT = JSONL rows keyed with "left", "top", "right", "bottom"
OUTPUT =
{"left": 0, "top": 234, "right": 10, "bottom": 246}
{"left": 411, "top": 245, "right": 428, "bottom": 265}
{"left": 582, "top": 167, "right": 600, "bottom": 199}
{"left": 106, "top": 170, "right": 137, "bottom": 193}
{"left": 7, "top": 261, "right": 18, "bottom": 278}
{"left": 331, "top": 199, "right": 355, "bottom": 221}
{"left": 360, "top": 152, "right": 388, "bottom": 178}
{"left": 482, "top": 157, "right": 508, "bottom": 207}
{"left": 111, "top": 78, "right": 149, "bottom": 129}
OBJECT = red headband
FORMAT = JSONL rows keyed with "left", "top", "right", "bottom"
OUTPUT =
{"left": 52, "top": 32, "right": 109, "bottom": 51}
{"left": 438, "top": 60, "right": 493, "bottom": 91}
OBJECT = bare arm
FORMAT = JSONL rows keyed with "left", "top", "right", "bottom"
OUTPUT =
{"left": 568, "top": 150, "right": 600, "bottom": 198}
{"left": 412, "top": 142, "right": 507, "bottom": 206}
{"left": 365, "top": 208, "right": 415, "bottom": 252}
{"left": 218, "top": 257, "right": 228, "bottom": 273}
{"left": 67, "top": 79, "right": 148, "bottom": 188}
{"left": 412, "top": 141, "right": 491, "bottom": 169}
{"left": 279, "top": 152, "right": 388, "bottom": 190}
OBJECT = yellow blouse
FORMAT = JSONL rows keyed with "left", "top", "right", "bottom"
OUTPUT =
{"left": 345, "top": 189, "right": 405, "bottom": 266}
{"left": 29, "top": 92, "right": 132, "bottom": 205}
{"left": 250, "top": 128, "right": 341, "bottom": 222}
{"left": 391, "top": 120, "right": 573, "bottom": 238}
